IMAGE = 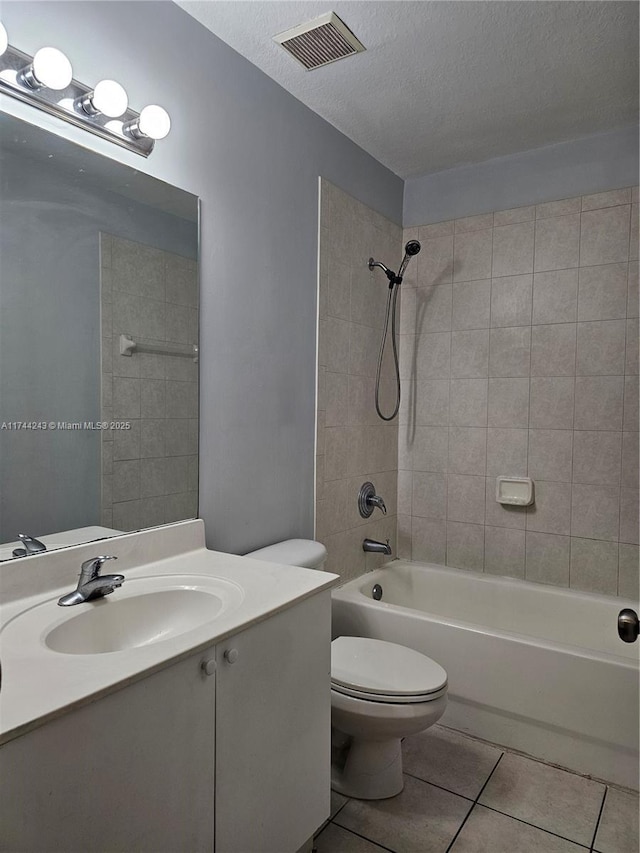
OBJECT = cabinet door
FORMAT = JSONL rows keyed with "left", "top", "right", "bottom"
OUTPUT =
{"left": 215, "top": 592, "right": 331, "bottom": 853}
{"left": 0, "top": 648, "right": 216, "bottom": 853}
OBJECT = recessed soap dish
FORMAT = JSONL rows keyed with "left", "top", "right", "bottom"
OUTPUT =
{"left": 496, "top": 476, "right": 534, "bottom": 506}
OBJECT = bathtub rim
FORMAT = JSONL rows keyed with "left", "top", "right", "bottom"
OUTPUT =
{"left": 332, "top": 559, "right": 640, "bottom": 668}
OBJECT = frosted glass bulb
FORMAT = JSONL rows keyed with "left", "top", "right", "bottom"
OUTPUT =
{"left": 0, "top": 22, "right": 8, "bottom": 56}
{"left": 32, "top": 47, "right": 73, "bottom": 90}
{"left": 138, "top": 104, "right": 171, "bottom": 140}
{"left": 91, "top": 79, "right": 128, "bottom": 117}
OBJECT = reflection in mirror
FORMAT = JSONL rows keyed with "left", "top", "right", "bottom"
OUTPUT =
{"left": 0, "top": 113, "right": 199, "bottom": 560}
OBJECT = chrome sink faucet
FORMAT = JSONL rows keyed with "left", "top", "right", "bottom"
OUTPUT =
{"left": 12, "top": 533, "right": 47, "bottom": 558}
{"left": 58, "top": 556, "right": 125, "bottom": 606}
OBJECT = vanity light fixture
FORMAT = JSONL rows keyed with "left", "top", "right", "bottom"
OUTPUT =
{"left": 0, "top": 24, "right": 169, "bottom": 157}
{"left": 76, "top": 79, "right": 128, "bottom": 118}
{"left": 123, "top": 104, "right": 171, "bottom": 141}
{"left": 19, "top": 46, "right": 73, "bottom": 90}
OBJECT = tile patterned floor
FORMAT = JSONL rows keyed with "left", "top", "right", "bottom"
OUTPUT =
{"left": 314, "top": 726, "right": 639, "bottom": 853}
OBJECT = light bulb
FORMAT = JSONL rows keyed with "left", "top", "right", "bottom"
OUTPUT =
{"left": 77, "top": 79, "right": 128, "bottom": 118}
{"left": 0, "top": 22, "right": 8, "bottom": 56}
{"left": 138, "top": 104, "right": 171, "bottom": 140}
{"left": 23, "top": 47, "right": 73, "bottom": 90}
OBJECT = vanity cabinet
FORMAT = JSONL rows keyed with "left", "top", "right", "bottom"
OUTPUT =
{"left": 0, "top": 647, "right": 217, "bottom": 852}
{"left": 215, "top": 591, "right": 331, "bottom": 853}
{"left": 0, "top": 590, "right": 331, "bottom": 853}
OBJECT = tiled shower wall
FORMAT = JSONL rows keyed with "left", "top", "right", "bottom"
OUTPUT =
{"left": 316, "top": 180, "right": 402, "bottom": 580}
{"left": 101, "top": 234, "right": 199, "bottom": 531}
{"left": 399, "top": 187, "right": 639, "bottom": 599}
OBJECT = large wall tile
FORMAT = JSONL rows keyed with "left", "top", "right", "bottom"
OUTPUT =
{"left": 448, "top": 427, "right": 487, "bottom": 475}
{"left": 453, "top": 229, "right": 493, "bottom": 282}
{"left": 492, "top": 222, "right": 534, "bottom": 277}
{"left": 577, "top": 263, "right": 628, "bottom": 321}
{"left": 530, "top": 324, "right": 576, "bottom": 376}
{"left": 419, "top": 235, "right": 454, "bottom": 286}
{"left": 574, "top": 376, "right": 623, "bottom": 430}
{"left": 569, "top": 538, "right": 618, "bottom": 595}
{"left": 447, "top": 474, "right": 486, "bottom": 524}
{"left": 525, "top": 531, "right": 570, "bottom": 586}
{"left": 486, "top": 428, "right": 528, "bottom": 476}
{"left": 446, "top": 522, "right": 484, "bottom": 571}
{"left": 490, "top": 274, "right": 532, "bottom": 327}
{"left": 526, "top": 480, "right": 572, "bottom": 535}
{"left": 576, "top": 320, "right": 626, "bottom": 375}
{"left": 412, "top": 517, "right": 447, "bottom": 563}
{"left": 571, "top": 483, "right": 620, "bottom": 541}
{"left": 532, "top": 269, "right": 578, "bottom": 325}
{"left": 619, "top": 544, "right": 640, "bottom": 598}
{"left": 489, "top": 326, "right": 531, "bottom": 377}
{"left": 452, "top": 280, "right": 491, "bottom": 330}
{"left": 572, "top": 431, "right": 622, "bottom": 486}
{"left": 528, "top": 430, "right": 573, "bottom": 482}
{"left": 484, "top": 526, "right": 525, "bottom": 578}
{"left": 413, "top": 471, "right": 447, "bottom": 519}
{"left": 580, "top": 205, "right": 631, "bottom": 266}
{"left": 416, "top": 331, "right": 452, "bottom": 379}
{"left": 534, "top": 214, "right": 580, "bottom": 271}
{"left": 412, "top": 426, "right": 449, "bottom": 472}
{"left": 488, "top": 378, "right": 530, "bottom": 427}
{"left": 451, "top": 329, "right": 490, "bottom": 377}
{"left": 417, "top": 283, "right": 453, "bottom": 333}
{"left": 449, "top": 378, "right": 488, "bottom": 426}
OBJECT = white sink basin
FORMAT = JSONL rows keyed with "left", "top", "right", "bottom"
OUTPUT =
{"left": 1, "top": 574, "right": 244, "bottom": 656}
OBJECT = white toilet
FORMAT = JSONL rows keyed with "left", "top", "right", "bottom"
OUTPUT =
{"left": 246, "top": 539, "right": 448, "bottom": 800}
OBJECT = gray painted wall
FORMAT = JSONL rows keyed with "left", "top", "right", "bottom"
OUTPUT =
{"left": 0, "top": 142, "right": 197, "bottom": 542}
{"left": 1, "top": 1, "right": 403, "bottom": 555}
{"left": 404, "top": 125, "right": 640, "bottom": 226}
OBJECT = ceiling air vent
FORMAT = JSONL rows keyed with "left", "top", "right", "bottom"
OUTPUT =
{"left": 274, "top": 12, "right": 365, "bottom": 71}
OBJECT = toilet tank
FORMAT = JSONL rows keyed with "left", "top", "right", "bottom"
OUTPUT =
{"left": 245, "top": 539, "right": 327, "bottom": 570}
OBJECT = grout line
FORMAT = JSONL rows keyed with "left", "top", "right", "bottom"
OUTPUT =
{"left": 478, "top": 803, "right": 592, "bottom": 850}
{"left": 326, "top": 819, "right": 397, "bottom": 852}
{"left": 403, "top": 770, "right": 475, "bottom": 802}
{"left": 444, "top": 752, "right": 504, "bottom": 852}
{"left": 589, "top": 787, "right": 608, "bottom": 853}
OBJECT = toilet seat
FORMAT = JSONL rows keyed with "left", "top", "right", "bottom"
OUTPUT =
{"left": 331, "top": 682, "right": 448, "bottom": 704}
{"left": 331, "top": 637, "right": 447, "bottom": 705}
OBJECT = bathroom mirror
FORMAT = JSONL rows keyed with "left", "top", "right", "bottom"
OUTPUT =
{"left": 0, "top": 112, "right": 199, "bottom": 560}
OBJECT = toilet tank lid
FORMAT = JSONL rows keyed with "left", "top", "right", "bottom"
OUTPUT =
{"left": 245, "top": 539, "right": 328, "bottom": 569}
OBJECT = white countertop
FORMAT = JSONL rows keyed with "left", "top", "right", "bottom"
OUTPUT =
{"left": 0, "top": 521, "right": 338, "bottom": 745}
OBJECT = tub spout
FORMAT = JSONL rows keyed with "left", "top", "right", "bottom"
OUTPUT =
{"left": 363, "top": 538, "right": 392, "bottom": 555}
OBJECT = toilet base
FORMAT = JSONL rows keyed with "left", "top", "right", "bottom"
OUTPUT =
{"left": 331, "top": 736, "right": 404, "bottom": 800}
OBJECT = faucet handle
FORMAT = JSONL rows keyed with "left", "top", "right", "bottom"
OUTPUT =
{"left": 80, "top": 555, "right": 117, "bottom": 581}
{"left": 358, "top": 482, "right": 387, "bottom": 517}
{"left": 12, "top": 533, "right": 47, "bottom": 558}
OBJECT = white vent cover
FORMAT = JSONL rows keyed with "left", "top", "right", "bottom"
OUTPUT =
{"left": 274, "top": 12, "right": 365, "bottom": 71}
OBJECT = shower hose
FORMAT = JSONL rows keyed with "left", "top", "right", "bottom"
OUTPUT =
{"left": 375, "top": 282, "right": 401, "bottom": 421}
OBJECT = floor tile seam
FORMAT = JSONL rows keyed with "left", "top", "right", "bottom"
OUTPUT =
{"left": 588, "top": 786, "right": 608, "bottom": 853}
{"left": 477, "top": 802, "right": 593, "bottom": 849}
{"left": 444, "top": 752, "right": 504, "bottom": 852}
{"left": 401, "top": 770, "right": 477, "bottom": 802}
{"left": 328, "top": 817, "right": 398, "bottom": 852}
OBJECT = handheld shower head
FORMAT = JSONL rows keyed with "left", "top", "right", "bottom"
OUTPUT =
{"left": 397, "top": 239, "right": 421, "bottom": 279}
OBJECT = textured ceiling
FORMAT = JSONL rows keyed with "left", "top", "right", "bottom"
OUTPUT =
{"left": 177, "top": 1, "right": 639, "bottom": 179}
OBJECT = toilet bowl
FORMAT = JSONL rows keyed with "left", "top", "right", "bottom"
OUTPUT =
{"left": 245, "top": 539, "right": 448, "bottom": 800}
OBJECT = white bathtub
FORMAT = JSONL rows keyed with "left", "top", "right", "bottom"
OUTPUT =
{"left": 331, "top": 560, "right": 640, "bottom": 790}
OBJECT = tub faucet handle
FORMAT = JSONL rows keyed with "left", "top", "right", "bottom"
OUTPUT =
{"left": 358, "top": 482, "right": 387, "bottom": 518}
